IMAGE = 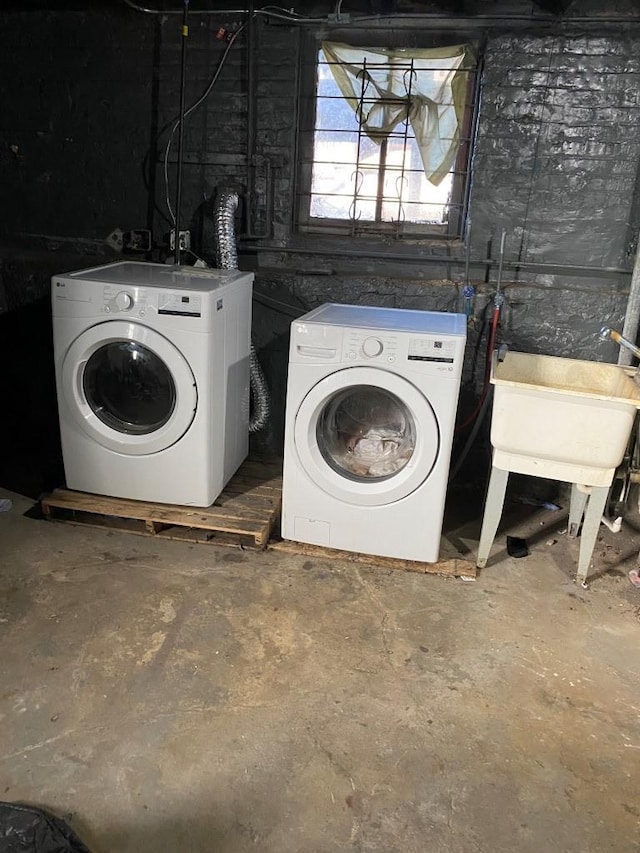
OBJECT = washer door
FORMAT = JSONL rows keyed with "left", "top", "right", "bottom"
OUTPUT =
{"left": 294, "top": 367, "right": 440, "bottom": 506}
{"left": 61, "top": 321, "right": 197, "bottom": 455}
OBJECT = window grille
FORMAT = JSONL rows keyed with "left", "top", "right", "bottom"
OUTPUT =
{"left": 296, "top": 40, "right": 479, "bottom": 240}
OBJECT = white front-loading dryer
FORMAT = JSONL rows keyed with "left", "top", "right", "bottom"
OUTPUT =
{"left": 52, "top": 261, "right": 253, "bottom": 506}
{"left": 282, "top": 303, "right": 466, "bottom": 562}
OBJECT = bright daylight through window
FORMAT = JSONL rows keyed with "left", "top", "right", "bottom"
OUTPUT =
{"left": 304, "top": 41, "right": 476, "bottom": 238}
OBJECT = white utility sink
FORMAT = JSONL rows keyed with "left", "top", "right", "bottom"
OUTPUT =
{"left": 490, "top": 351, "right": 640, "bottom": 486}
{"left": 477, "top": 351, "right": 640, "bottom": 585}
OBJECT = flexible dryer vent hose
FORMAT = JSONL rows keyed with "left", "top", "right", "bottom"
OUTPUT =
{"left": 214, "top": 189, "right": 270, "bottom": 434}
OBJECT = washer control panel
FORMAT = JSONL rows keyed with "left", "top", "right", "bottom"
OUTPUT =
{"left": 341, "top": 329, "right": 462, "bottom": 372}
{"left": 292, "top": 321, "right": 464, "bottom": 374}
{"left": 408, "top": 336, "right": 457, "bottom": 364}
{"left": 343, "top": 330, "right": 399, "bottom": 364}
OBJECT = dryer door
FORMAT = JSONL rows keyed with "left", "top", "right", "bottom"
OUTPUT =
{"left": 62, "top": 321, "right": 197, "bottom": 455}
{"left": 294, "top": 366, "right": 439, "bottom": 506}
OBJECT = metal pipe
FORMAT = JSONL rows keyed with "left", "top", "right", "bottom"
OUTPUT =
{"left": 240, "top": 5, "right": 273, "bottom": 242}
{"left": 290, "top": 26, "right": 303, "bottom": 235}
{"left": 618, "top": 244, "right": 640, "bottom": 366}
{"left": 122, "top": 1, "right": 324, "bottom": 22}
{"left": 459, "top": 40, "right": 485, "bottom": 240}
{"left": 463, "top": 222, "right": 471, "bottom": 285}
{"left": 336, "top": 14, "right": 640, "bottom": 26}
{"left": 599, "top": 326, "right": 640, "bottom": 362}
{"left": 122, "top": 3, "right": 640, "bottom": 25}
{"left": 245, "top": 0, "right": 256, "bottom": 230}
{"left": 241, "top": 158, "right": 273, "bottom": 241}
{"left": 495, "top": 229, "right": 506, "bottom": 304}
{"left": 239, "top": 243, "right": 632, "bottom": 281}
{"left": 174, "top": 0, "right": 189, "bottom": 266}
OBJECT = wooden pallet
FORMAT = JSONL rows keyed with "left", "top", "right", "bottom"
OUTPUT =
{"left": 268, "top": 538, "right": 476, "bottom": 578}
{"left": 40, "top": 456, "right": 475, "bottom": 576}
{"left": 40, "top": 457, "right": 283, "bottom": 549}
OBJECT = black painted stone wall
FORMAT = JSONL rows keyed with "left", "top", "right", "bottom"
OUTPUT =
{"left": 2, "top": 3, "right": 640, "bottom": 489}
{"left": 2, "top": 9, "right": 155, "bottom": 243}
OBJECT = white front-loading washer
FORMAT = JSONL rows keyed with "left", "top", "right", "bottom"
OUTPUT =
{"left": 52, "top": 261, "right": 253, "bottom": 506}
{"left": 282, "top": 303, "right": 466, "bottom": 562}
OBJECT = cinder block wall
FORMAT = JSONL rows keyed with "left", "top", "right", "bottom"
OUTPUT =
{"left": 1, "top": 5, "right": 639, "bottom": 479}
{"left": 0, "top": 9, "right": 155, "bottom": 242}
{"left": 152, "top": 16, "right": 637, "bottom": 446}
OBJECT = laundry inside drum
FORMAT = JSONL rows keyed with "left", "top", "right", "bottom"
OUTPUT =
{"left": 316, "top": 384, "right": 416, "bottom": 480}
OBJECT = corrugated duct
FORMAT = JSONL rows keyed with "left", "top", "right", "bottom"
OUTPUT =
{"left": 214, "top": 189, "right": 270, "bottom": 434}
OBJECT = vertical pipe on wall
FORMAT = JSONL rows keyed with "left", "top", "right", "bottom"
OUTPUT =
{"left": 290, "top": 26, "right": 303, "bottom": 235}
{"left": 245, "top": 0, "right": 255, "bottom": 232}
{"left": 458, "top": 38, "right": 485, "bottom": 242}
{"left": 146, "top": 18, "right": 163, "bottom": 237}
{"left": 240, "top": 6, "right": 273, "bottom": 240}
{"left": 174, "top": 0, "right": 190, "bottom": 266}
{"left": 619, "top": 245, "right": 640, "bottom": 366}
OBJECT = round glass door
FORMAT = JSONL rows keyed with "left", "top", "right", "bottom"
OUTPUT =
{"left": 317, "top": 385, "right": 416, "bottom": 481}
{"left": 294, "top": 366, "right": 439, "bottom": 507}
{"left": 62, "top": 320, "right": 198, "bottom": 456}
{"left": 83, "top": 341, "right": 176, "bottom": 435}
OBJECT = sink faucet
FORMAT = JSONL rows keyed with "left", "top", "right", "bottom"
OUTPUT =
{"left": 599, "top": 326, "right": 640, "bottom": 362}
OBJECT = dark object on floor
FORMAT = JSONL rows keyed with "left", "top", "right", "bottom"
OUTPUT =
{"left": 23, "top": 501, "right": 46, "bottom": 521}
{"left": 0, "top": 802, "right": 91, "bottom": 852}
{"left": 506, "top": 536, "right": 530, "bottom": 558}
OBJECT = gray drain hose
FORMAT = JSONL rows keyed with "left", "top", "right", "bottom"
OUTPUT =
{"left": 214, "top": 189, "right": 270, "bottom": 434}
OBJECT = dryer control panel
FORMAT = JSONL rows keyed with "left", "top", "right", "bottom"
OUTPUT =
{"left": 101, "top": 285, "right": 202, "bottom": 318}
{"left": 157, "top": 291, "right": 202, "bottom": 318}
{"left": 103, "top": 285, "right": 147, "bottom": 315}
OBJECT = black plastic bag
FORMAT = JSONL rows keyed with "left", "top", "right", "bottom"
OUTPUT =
{"left": 0, "top": 802, "right": 91, "bottom": 853}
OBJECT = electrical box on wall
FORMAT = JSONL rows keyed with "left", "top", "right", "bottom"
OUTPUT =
{"left": 169, "top": 229, "right": 191, "bottom": 253}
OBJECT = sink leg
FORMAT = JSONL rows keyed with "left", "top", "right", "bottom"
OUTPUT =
{"left": 477, "top": 466, "right": 509, "bottom": 568}
{"left": 576, "top": 484, "right": 610, "bottom": 587}
{"left": 568, "top": 483, "right": 589, "bottom": 538}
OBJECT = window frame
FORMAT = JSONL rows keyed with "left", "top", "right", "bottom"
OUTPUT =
{"left": 295, "top": 29, "right": 480, "bottom": 242}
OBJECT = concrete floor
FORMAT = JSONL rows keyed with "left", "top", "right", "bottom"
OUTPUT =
{"left": 1, "top": 486, "right": 640, "bottom": 853}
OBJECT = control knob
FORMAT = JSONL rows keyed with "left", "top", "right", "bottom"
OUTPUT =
{"left": 115, "top": 291, "right": 134, "bottom": 311}
{"left": 362, "top": 336, "right": 384, "bottom": 358}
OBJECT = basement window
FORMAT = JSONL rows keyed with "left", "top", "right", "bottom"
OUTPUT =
{"left": 297, "top": 40, "right": 478, "bottom": 240}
